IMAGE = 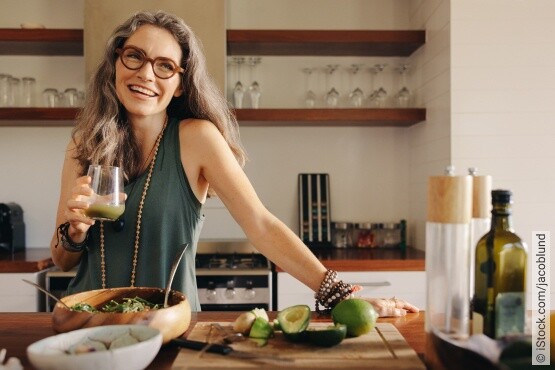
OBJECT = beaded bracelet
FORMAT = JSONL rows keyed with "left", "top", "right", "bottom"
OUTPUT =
{"left": 55, "top": 222, "right": 89, "bottom": 253}
{"left": 315, "top": 269, "right": 355, "bottom": 313}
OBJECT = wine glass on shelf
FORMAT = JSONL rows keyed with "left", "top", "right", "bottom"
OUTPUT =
{"left": 324, "top": 64, "right": 340, "bottom": 108}
{"left": 347, "top": 64, "right": 364, "bottom": 108}
{"left": 394, "top": 63, "right": 411, "bottom": 108}
{"left": 247, "top": 56, "right": 262, "bottom": 109}
{"left": 372, "top": 63, "right": 388, "bottom": 108}
{"left": 85, "top": 165, "right": 125, "bottom": 221}
{"left": 301, "top": 67, "right": 317, "bottom": 108}
{"left": 231, "top": 57, "right": 245, "bottom": 109}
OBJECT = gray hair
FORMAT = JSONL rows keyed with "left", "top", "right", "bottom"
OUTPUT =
{"left": 72, "top": 10, "right": 245, "bottom": 183}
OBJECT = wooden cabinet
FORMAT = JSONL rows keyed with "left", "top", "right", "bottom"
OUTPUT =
{"left": 276, "top": 271, "right": 426, "bottom": 311}
{"left": 0, "top": 28, "right": 426, "bottom": 127}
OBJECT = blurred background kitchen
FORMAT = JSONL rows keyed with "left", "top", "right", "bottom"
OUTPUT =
{"left": 0, "top": 0, "right": 553, "bottom": 311}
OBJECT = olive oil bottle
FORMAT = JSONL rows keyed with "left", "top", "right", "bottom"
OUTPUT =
{"left": 472, "top": 190, "right": 527, "bottom": 338}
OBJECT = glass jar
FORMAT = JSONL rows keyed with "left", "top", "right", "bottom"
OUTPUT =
{"left": 355, "top": 222, "right": 373, "bottom": 248}
{"left": 21, "top": 77, "right": 36, "bottom": 107}
{"left": 332, "top": 222, "right": 353, "bottom": 248}
{"left": 371, "top": 223, "right": 384, "bottom": 248}
{"left": 383, "top": 222, "right": 401, "bottom": 247}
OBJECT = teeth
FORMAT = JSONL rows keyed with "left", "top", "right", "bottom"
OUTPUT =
{"left": 129, "top": 85, "right": 157, "bottom": 97}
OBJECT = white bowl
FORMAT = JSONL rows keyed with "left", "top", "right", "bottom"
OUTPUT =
{"left": 27, "top": 325, "right": 162, "bottom": 370}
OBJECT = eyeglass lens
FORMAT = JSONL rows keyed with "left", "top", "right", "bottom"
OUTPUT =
{"left": 119, "top": 47, "right": 180, "bottom": 79}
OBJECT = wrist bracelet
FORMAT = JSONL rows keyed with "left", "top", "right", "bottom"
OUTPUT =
{"left": 314, "top": 269, "right": 354, "bottom": 313}
{"left": 56, "top": 222, "right": 89, "bottom": 253}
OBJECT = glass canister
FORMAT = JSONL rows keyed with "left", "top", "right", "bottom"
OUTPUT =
{"left": 332, "top": 222, "right": 353, "bottom": 248}
{"left": 21, "top": 77, "right": 36, "bottom": 107}
{"left": 8, "top": 77, "right": 21, "bottom": 106}
{"left": 0, "top": 74, "right": 11, "bottom": 107}
{"left": 355, "top": 222, "right": 373, "bottom": 247}
{"left": 383, "top": 222, "right": 401, "bottom": 247}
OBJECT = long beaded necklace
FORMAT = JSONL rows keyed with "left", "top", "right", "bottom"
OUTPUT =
{"left": 100, "top": 117, "right": 168, "bottom": 289}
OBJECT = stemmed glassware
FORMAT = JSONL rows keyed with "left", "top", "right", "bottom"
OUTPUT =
{"left": 324, "top": 64, "right": 340, "bottom": 108}
{"left": 370, "top": 63, "right": 388, "bottom": 108}
{"left": 302, "top": 67, "right": 317, "bottom": 108}
{"left": 231, "top": 57, "right": 245, "bottom": 109}
{"left": 247, "top": 57, "right": 262, "bottom": 109}
{"left": 394, "top": 63, "right": 411, "bottom": 107}
{"left": 347, "top": 64, "right": 364, "bottom": 107}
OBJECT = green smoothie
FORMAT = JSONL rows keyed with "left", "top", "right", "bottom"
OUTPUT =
{"left": 85, "top": 204, "right": 125, "bottom": 221}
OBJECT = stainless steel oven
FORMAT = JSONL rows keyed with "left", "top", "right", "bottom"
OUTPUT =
{"left": 195, "top": 252, "right": 272, "bottom": 311}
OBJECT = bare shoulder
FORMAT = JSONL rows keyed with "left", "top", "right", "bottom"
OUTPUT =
{"left": 178, "top": 118, "right": 225, "bottom": 146}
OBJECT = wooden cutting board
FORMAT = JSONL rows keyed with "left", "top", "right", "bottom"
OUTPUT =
{"left": 172, "top": 322, "right": 425, "bottom": 369}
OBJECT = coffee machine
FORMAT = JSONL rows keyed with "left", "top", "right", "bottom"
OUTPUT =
{"left": 0, "top": 202, "right": 25, "bottom": 254}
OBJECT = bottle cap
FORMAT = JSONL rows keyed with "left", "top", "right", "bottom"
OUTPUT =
{"left": 491, "top": 189, "right": 512, "bottom": 204}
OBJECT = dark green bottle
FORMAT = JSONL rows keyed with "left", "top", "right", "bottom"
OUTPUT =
{"left": 472, "top": 190, "right": 527, "bottom": 338}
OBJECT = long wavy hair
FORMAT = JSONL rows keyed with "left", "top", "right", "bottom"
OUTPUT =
{"left": 72, "top": 10, "right": 245, "bottom": 187}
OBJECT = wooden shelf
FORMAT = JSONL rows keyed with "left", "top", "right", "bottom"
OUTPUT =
{"left": 235, "top": 108, "right": 426, "bottom": 127}
{"left": 227, "top": 30, "right": 425, "bottom": 56}
{"left": 0, "top": 108, "right": 78, "bottom": 126}
{"left": 0, "top": 28, "right": 83, "bottom": 55}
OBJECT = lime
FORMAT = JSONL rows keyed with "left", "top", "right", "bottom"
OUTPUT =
{"left": 305, "top": 324, "right": 347, "bottom": 347}
{"left": 331, "top": 298, "right": 378, "bottom": 337}
{"left": 249, "top": 316, "right": 273, "bottom": 339}
{"left": 277, "top": 305, "right": 311, "bottom": 334}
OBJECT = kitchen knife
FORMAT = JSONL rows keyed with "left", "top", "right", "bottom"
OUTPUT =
{"left": 171, "top": 338, "right": 295, "bottom": 364}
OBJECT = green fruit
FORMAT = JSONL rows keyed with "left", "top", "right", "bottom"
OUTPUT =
{"left": 331, "top": 298, "right": 378, "bottom": 337}
{"left": 249, "top": 316, "right": 273, "bottom": 339}
{"left": 277, "top": 305, "right": 311, "bottom": 334}
{"left": 272, "top": 318, "right": 282, "bottom": 331}
{"left": 305, "top": 324, "right": 347, "bottom": 347}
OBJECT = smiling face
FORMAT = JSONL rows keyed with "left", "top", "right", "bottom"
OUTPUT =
{"left": 115, "top": 24, "right": 183, "bottom": 121}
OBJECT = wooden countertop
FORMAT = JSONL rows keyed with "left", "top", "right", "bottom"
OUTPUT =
{"left": 275, "top": 246, "right": 425, "bottom": 272}
{"left": 0, "top": 311, "right": 425, "bottom": 369}
{"left": 0, "top": 248, "right": 53, "bottom": 273}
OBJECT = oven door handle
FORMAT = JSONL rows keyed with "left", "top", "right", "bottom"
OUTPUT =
{"left": 351, "top": 281, "right": 392, "bottom": 287}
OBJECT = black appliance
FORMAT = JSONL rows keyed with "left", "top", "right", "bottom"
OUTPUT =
{"left": 0, "top": 202, "right": 25, "bottom": 254}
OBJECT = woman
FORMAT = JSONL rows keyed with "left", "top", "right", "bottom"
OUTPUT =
{"left": 50, "top": 10, "right": 418, "bottom": 317}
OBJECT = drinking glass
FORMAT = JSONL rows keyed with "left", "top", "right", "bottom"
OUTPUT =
{"left": 301, "top": 67, "right": 317, "bottom": 108}
{"left": 231, "top": 57, "right": 245, "bottom": 109}
{"left": 21, "top": 77, "right": 36, "bottom": 107}
{"left": 85, "top": 165, "right": 125, "bottom": 221}
{"left": 347, "top": 64, "right": 364, "bottom": 107}
{"left": 394, "top": 64, "right": 411, "bottom": 108}
{"left": 0, "top": 74, "right": 11, "bottom": 107}
{"left": 324, "top": 64, "right": 340, "bottom": 108}
{"left": 8, "top": 77, "right": 21, "bottom": 107}
{"left": 371, "top": 63, "right": 388, "bottom": 107}
{"left": 42, "top": 88, "right": 59, "bottom": 107}
{"left": 247, "top": 57, "right": 262, "bottom": 109}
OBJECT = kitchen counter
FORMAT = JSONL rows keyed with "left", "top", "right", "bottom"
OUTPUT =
{"left": 0, "top": 311, "right": 424, "bottom": 369}
{"left": 275, "top": 246, "right": 425, "bottom": 272}
{"left": 0, "top": 248, "right": 53, "bottom": 273}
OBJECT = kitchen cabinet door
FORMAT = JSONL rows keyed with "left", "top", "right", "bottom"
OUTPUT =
{"left": 0, "top": 271, "right": 48, "bottom": 312}
{"left": 276, "top": 271, "right": 426, "bottom": 311}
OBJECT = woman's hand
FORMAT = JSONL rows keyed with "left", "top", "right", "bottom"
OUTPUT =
{"left": 64, "top": 175, "right": 95, "bottom": 236}
{"left": 361, "top": 296, "right": 420, "bottom": 317}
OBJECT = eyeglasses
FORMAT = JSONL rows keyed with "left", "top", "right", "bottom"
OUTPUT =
{"left": 115, "top": 46, "right": 184, "bottom": 79}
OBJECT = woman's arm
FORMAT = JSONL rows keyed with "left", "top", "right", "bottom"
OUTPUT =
{"left": 50, "top": 140, "right": 95, "bottom": 271}
{"left": 180, "top": 119, "right": 419, "bottom": 315}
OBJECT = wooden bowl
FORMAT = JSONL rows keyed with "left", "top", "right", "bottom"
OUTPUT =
{"left": 52, "top": 287, "right": 191, "bottom": 344}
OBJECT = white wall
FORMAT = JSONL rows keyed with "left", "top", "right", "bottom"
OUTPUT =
{"left": 450, "top": 0, "right": 555, "bottom": 307}
{"left": 407, "top": 0, "right": 451, "bottom": 250}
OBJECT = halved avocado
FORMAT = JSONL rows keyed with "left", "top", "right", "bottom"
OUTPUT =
{"left": 277, "top": 305, "right": 311, "bottom": 334}
{"left": 305, "top": 324, "right": 347, "bottom": 347}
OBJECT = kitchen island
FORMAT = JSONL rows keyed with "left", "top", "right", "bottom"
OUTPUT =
{"left": 0, "top": 311, "right": 424, "bottom": 369}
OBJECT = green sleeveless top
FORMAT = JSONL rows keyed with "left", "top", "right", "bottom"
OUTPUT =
{"left": 67, "top": 117, "right": 204, "bottom": 311}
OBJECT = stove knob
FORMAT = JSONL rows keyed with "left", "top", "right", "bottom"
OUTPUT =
{"left": 243, "top": 280, "right": 256, "bottom": 300}
{"left": 205, "top": 281, "right": 217, "bottom": 301}
{"left": 225, "top": 280, "right": 236, "bottom": 299}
